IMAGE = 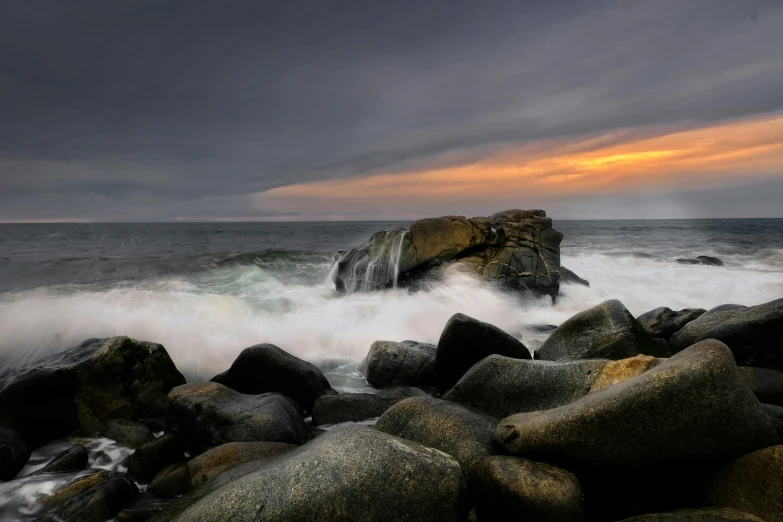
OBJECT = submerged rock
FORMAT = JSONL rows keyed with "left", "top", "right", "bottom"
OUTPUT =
{"left": 187, "top": 441, "right": 296, "bottom": 488}
{"left": 34, "top": 444, "right": 88, "bottom": 475}
{"left": 472, "top": 456, "right": 584, "bottom": 522}
{"left": 150, "top": 425, "right": 466, "bottom": 522}
{"left": 701, "top": 445, "right": 783, "bottom": 522}
{"left": 434, "top": 313, "right": 530, "bottom": 391}
{"left": 358, "top": 340, "right": 437, "bottom": 388}
{"left": 0, "top": 336, "right": 185, "bottom": 444}
{"left": 677, "top": 256, "right": 725, "bottom": 266}
{"left": 312, "top": 386, "right": 428, "bottom": 425}
{"left": 497, "top": 340, "right": 778, "bottom": 472}
{"left": 376, "top": 396, "right": 497, "bottom": 479}
{"left": 211, "top": 344, "right": 335, "bottom": 411}
{"left": 560, "top": 266, "right": 590, "bottom": 287}
{"left": 165, "top": 382, "right": 311, "bottom": 451}
{"left": 637, "top": 307, "right": 706, "bottom": 340}
{"left": 333, "top": 209, "right": 563, "bottom": 300}
{"left": 537, "top": 299, "right": 662, "bottom": 361}
{"left": 669, "top": 298, "right": 783, "bottom": 368}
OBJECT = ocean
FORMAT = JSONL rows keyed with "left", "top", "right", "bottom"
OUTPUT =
{"left": 1, "top": 218, "right": 783, "bottom": 517}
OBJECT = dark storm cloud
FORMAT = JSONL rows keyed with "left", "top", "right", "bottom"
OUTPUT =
{"left": 1, "top": 0, "right": 782, "bottom": 220}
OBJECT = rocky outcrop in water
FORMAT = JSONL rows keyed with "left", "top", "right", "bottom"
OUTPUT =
{"left": 333, "top": 209, "right": 563, "bottom": 299}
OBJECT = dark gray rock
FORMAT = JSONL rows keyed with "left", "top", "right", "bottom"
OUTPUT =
{"left": 444, "top": 355, "right": 607, "bottom": 419}
{"left": 126, "top": 434, "right": 185, "bottom": 482}
{"left": 376, "top": 396, "right": 497, "bottom": 479}
{"left": 472, "top": 456, "right": 584, "bottom": 522}
{"left": 312, "top": 386, "right": 428, "bottom": 425}
{"left": 618, "top": 509, "right": 764, "bottom": 521}
{"left": 150, "top": 425, "right": 466, "bottom": 522}
{"left": 36, "top": 471, "right": 112, "bottom": 512}
{"left": 211, "top": 344, "right": 335, "bottom": 411}
{"left": 0, "top": 413, "right": 29, "bottom": 480}
{"left": 676, "top": 256, "right": 724, "bottom": 266}
{"left": 739, "top": 366, "right": 783, "bottom": 406}
{"left": 497, "top": 340, "right": 778, "bottom": 472}
{"left": 760, "top": 403, "right": 783, "bottom": 439}
{"left": 35, "top": 444, "right": 88, "bottom": 475}
{"left": 334, "top": 209, "right": 563, "bottom": 300}
{"left": 117, "top": 500, "right": 170, "bottom": 522}
{"left": 54, "top": 476, "right": 139, "bottom": 522}
{"left": 0, "top": 336, "right": 185, "bottom": 444}
{"left": 637, "top": 307, "right": 706, "bottom": 339}
{"left": 537, "top": 299, "right": 663, "bottom": 361}
{"left": 434, "top": 313, "right": 530, "bottom": 391}
{"left": 669, "top": 299, "right": 783, "bottom": 368}
{"left": 187, "top": 441, "right": 296, "bottom": 488}
{"left": 559, "top": 266, "right": 590, "bottom": 287}
{"left": 358, "top": 340, "right": 436, "bottom": 388}
{"left": 148, "top": 463, "right": 191, "bottom": 497}
{"left": 102, "top": 418, "right": 154, "bottom": 449}
{"left": 165, "top": 382, "right": 311, "bottom": 451}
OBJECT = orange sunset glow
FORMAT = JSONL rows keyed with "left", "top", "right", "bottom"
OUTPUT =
{"left": 254, "top": 113, "right": 783, "bottom": 213}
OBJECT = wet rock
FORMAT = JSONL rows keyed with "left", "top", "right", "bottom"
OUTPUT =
{"left": 445, "top": 356, "right": 608, "bottom": 419}
{"left": 117, "top": 499, "right": 170, "bottom": 522}
{"left": 187, "top": 441, "right": 296, "bottom": 488}
{"left": 102, "top": 418, "right": 155, "bottom": 449}
{"left": 150, "top": 425, "right": 466, "bottom": 522}
{"left": 497, "top": 340, "right": 778, "bottom": 472}
{"left": 0, "top": 336, "right": 185, "bottom": 444}
{"left": 35, "top": 444, "right": 88, "bottom": 474}
{"left": 669, "top": 299, "right": 783, "bottom": 368}
{"left": 211, "top": 344, "right": 335, "bottom": 411}
{"left": 701, "top": 445, "right": 783, "bottom": 522}
{"left": 434, "top": 313, "right": 530, "bottom": 391}
{"left": 376, "top": 396, "right": 496, "bottom": 479}
{"left": 738, "top": 366, "right": 783, "bottom": 406}
{"left": 472, "top": 456, "right": 583, "bottom": 522}
{"left": 54, "top": 476, "right": 139, "bottom": 522}
{"left": 537, "top": 299, "right": 663, "bottom": 361}
{"left": 637, "top": 307, "right": 706, "bottom": 339}
{"left": 358, "top": 340, "right": 436, "bottom": 388}
{"left": 334, "top": 209, "right": 563, "bottom": 300}
{"left": 312, "top": 386, "right": 428, "bottom": 425}
{"left": 677, "top": 256, "right": 725, "bottom": 266}
{"left": 148, "top": 463, "right": 191, "bottom": 497}
{"left": 560, "top": 266, "right": 590, "bottom": 287}
{"left": 0, "top": 413, "right": 29, "bottom": 480}
{"left": 37, "top": 471, "right": 112, "bottom": 512}
{"left": 165, "top": 382, "right": 311, "bottom": 452}
{"left": 126, "top": 434, "right": 186, "bottom": 482}
{"left": 618, "top": 509, "right": 764, "bottom": 521}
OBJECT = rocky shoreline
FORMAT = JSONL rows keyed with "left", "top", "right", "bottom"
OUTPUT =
{"left": 0, "top": 211, "right": 781, "bottom": 522}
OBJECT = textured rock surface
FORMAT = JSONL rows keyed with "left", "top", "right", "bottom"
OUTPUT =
{"left": 54, "top": 476, "right": 139, "bottom": 522}
{"left": 312, "top": 386, "right": 428, "bottom": 425}
{"left": 761, "top": 403, "right": 783, "bottom": 438}
{"left": 537, "top": 299, "right": 662, "bottom": 361}
{"left": 560, "top": 266, "right": 590, "bottom": 287}
{"left": 434, "top": 313, "right": 530, "bottom": 391}
{"left": 166, "top": 382, "right": 311, "bottom": 451}
{"left": 102, "top": 418, "right": 155, "bottom": 449}
{"left": 126, "top": 434, "right": 185, "bottom": 482}
{"left": 34, "top": 444, "right": 88, "bottom": 475}
{"left": 151, "top": 425, "right": 466, "bottom": 522}
{"left": 334, "top": 209, "right": 563, "bottom": 299}
{"left": 618, "top": 509, "right": 764, "bottom": 521}
{"left": 738, "top": 365, "right": 783, "bottom": 405}
{"left": 472, "top": 456, "right": 583, "bottom": 522}
{"left": 497, "top": 340, "right": 778, "bottom": 472}
{"left": 0, "top": 336, "right": 185, "bottom": 443}
{"left": 669, "top": 299, "right": 783, "bottom": 367}
{"left": 211, "top": 344, "right": 335, "bottom": 411}
{"left": 375, "top": 396, "right": 497, "bottom": 479}
{"left": 148, "top": 463, "right": 192, "bottom": 497}
{"left": 358, "top": 340, "right": 436, "bottom": 388}
{"left": 187, "top": 441, "right": 296, "bottom": 488}
{"left": 637, "top": 307, "right": 705, "bottom": 340}
{"left": 36, "top": 471, "right": 112, "bottom": 512}
{"left": 701, "top": 445, "right": 783, "bottom": 522}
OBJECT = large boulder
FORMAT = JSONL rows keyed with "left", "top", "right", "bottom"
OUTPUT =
{"left": 497, "top": 340, "right": 778, "bottom": 472}
{"left": 637, "top": 307, "right": 705, "bottom": 340}
{"left": 738, "top": 366, "right": 783, "bottom": 406}
{"left": 102, "top": 418, "right": 155, "bottom": 449}
{"left": 472, "top": 456, "right": 584, "bottom": 522}
{"left": 333, "top": 209, "right": 564, "bottom": 299}
{"left": 434, "top": 313, "right": 530, "bottom": 391}
{"left": 312, "top": 386, "right": 428, "bottom": 425}
{"left": 211, "top": 344, "right": 335, "bottom": 411}
{"left": 700, "top": 445, "right": 783, "bottom": 522}
{"left": 445, "top": 354, "right": 661, "bottom": 419}
{"left": 187, "top": 441, "right": 296, "bottom": 488}
{"left": 54, "top": 476, "right": 139, "bottom": 522}
{"left": 669, "top": 299, "right": 783, "bottom": 368}
{"left": 375, "top": 396, "right": 497, "bottom": 479}
{"left": 537, "top": 300, "right": 663, "bottom": 361}
{"left": 126, "top": 434, "right": 186, "bottom": 482}
{"left": 165, "top": 382, "right": 311, "bottom": 451}
{"left": 150, "top": 425, "right": 466, "bottom": 522}
{"left": 0, "top": 336, "right": 185, "bottom": 444}
{"left": 358, "top": 340, "right": 436, "bottom": 388}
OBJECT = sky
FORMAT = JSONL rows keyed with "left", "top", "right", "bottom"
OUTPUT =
{"left": 1, "top": 0, "right": 783, "bottom": 222}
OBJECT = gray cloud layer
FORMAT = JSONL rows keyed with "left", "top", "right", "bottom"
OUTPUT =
{"left": 1, "top": 0, "right": 782, "bottom": 220}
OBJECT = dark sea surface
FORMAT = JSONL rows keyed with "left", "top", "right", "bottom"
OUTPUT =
{"left": 1, "top": 218, "right": 783, "bottom": 519}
